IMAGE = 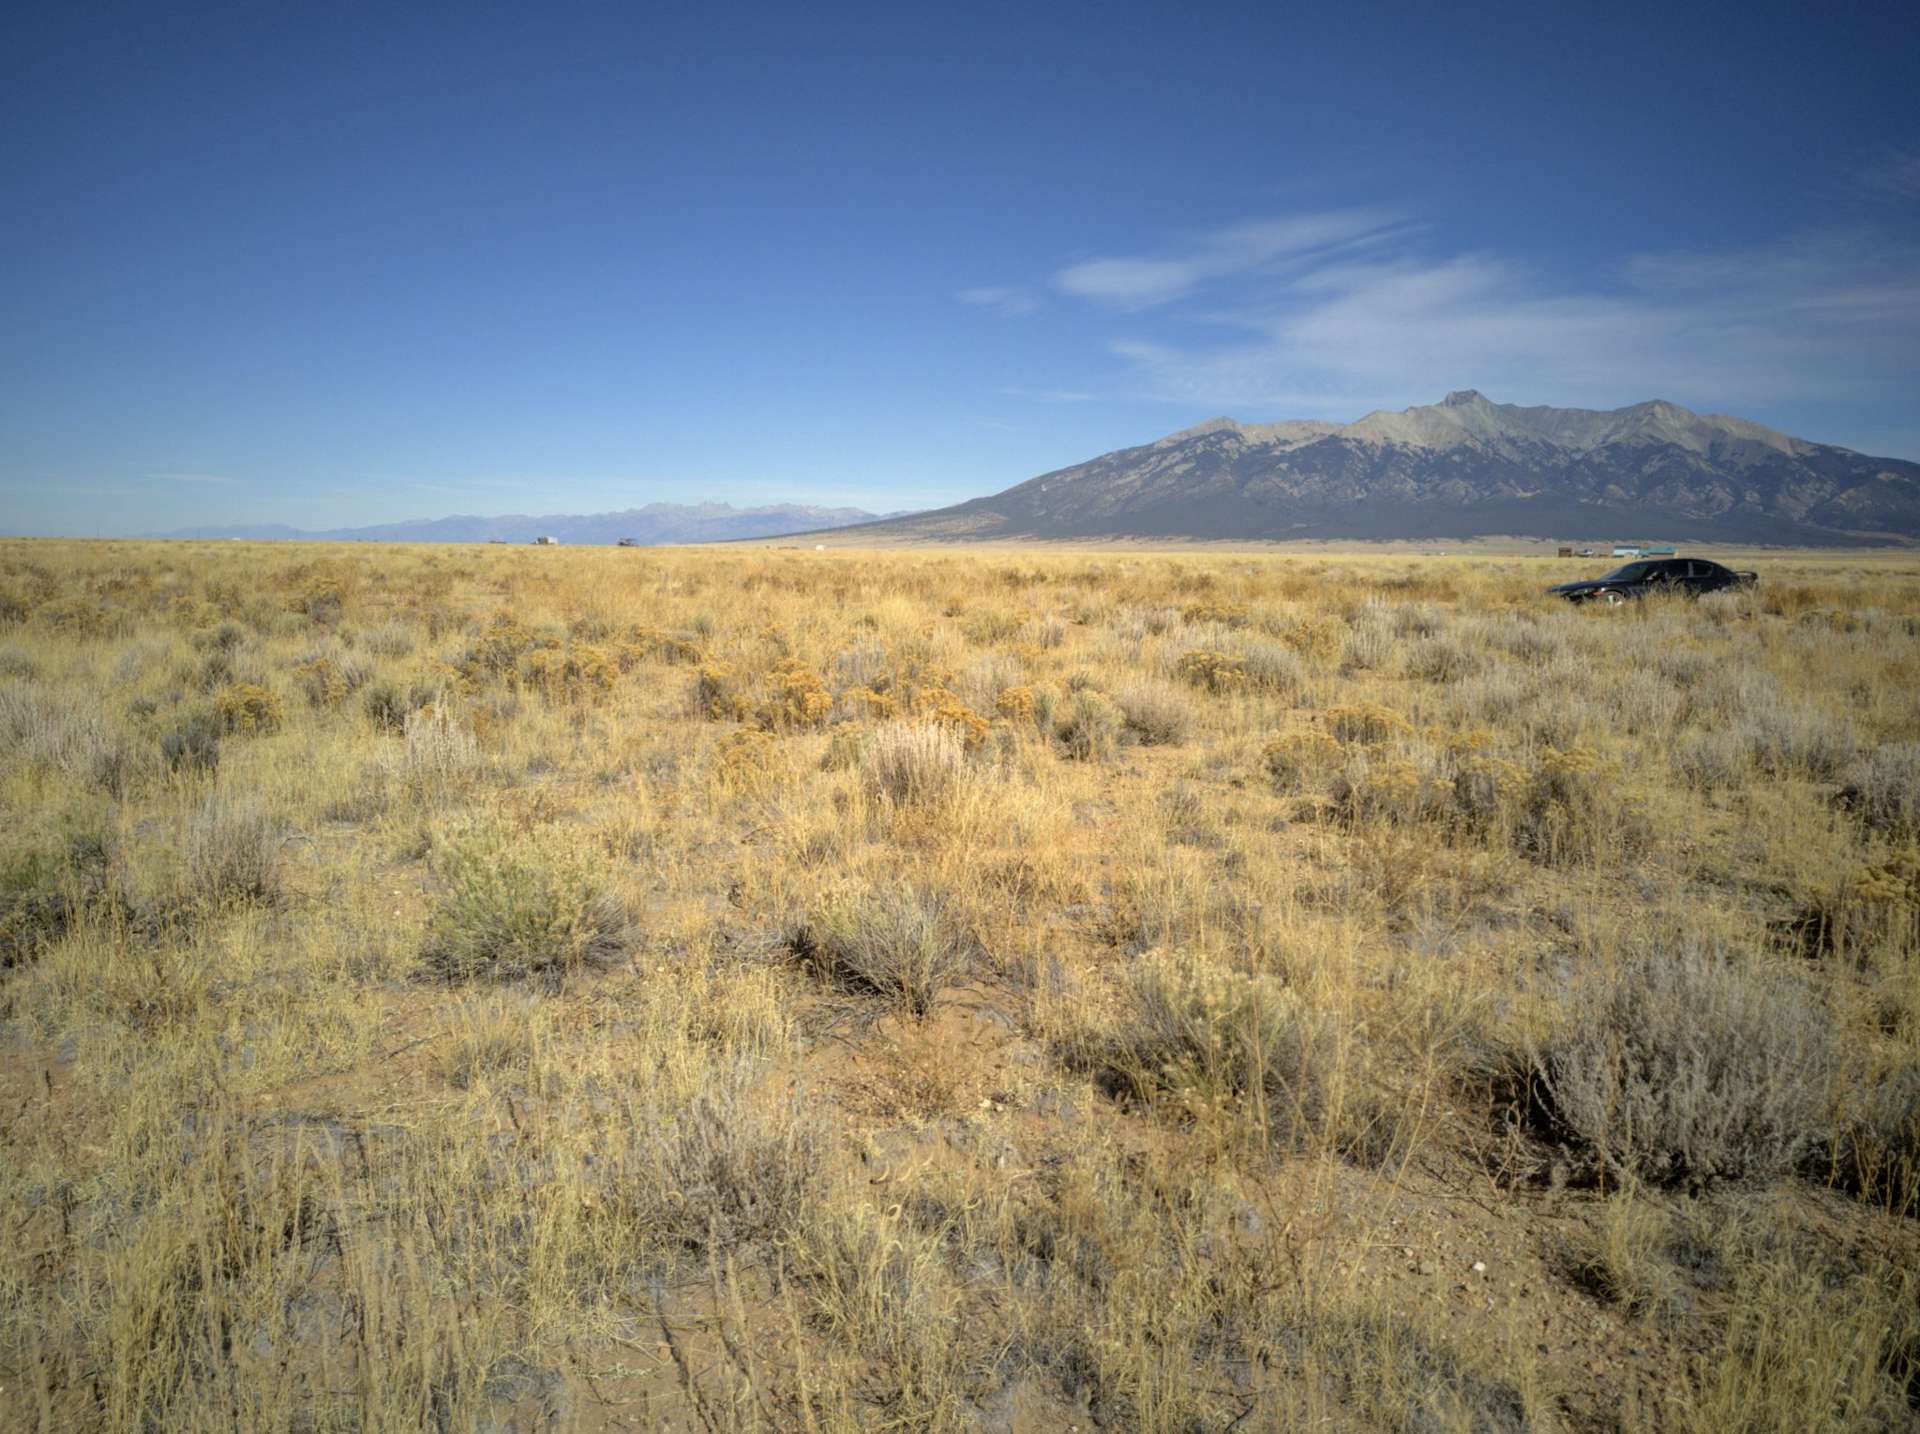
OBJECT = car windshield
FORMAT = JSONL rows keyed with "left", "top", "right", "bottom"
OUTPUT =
{"left": 1601, "top": 562, "right": 1655, "bottom": 582}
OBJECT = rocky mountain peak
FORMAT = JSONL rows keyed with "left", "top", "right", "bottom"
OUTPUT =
{"left": 824, "top": 391, "right": 1920, "bottom": 546}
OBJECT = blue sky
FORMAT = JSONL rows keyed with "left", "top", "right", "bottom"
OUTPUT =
{"left": 3, "top": 0, "right": 1918, "bottom": 535}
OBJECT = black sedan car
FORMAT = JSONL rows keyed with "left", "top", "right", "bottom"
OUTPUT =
{"left": 1548, "top": 557, "right": 1757, "bottom": 605}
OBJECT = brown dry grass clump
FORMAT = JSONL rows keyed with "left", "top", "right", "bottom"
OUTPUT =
{"left": 2, "top": 537, "right": 1919, "bottom": 1431}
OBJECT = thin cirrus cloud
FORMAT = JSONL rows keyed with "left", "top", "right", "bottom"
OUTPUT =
{"left": 1852, "top": 145, "right": 1920, "bottom": 204}
{"left": 1025, "top": 210, "right": 1920, "bottom": 423}
{"left": 956, "top": 285, "right": 1039, "bottom": 316}
{"left": 1050, "top": 209, "right": 1407, "bottom": 310}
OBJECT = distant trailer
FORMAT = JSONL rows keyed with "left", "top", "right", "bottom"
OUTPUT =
{"left": 1641, "top": 544, "right": 1676, "bottom": 556}
{"left": 617, "top": 538, "right": 638, "bottom": 547}
{"left": 1612, "top": 545, "right": 1642, "bottom": 557}
{"left": 1556, "top": 546, "right": 1574, "bottom": 558}
{"left": 534, "top": 536, "right": 559, "bottom": 546}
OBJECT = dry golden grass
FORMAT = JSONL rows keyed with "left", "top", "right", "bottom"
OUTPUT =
{"left": 2, "top": 538, "right": 1919, "bottom": 1431}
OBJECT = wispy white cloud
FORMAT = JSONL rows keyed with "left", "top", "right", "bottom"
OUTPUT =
{"left": 1034, "top": 214, "right": 1920, "bottom": 423}
{"left": 1852, "top": 145, "right": 1920, "bottom": 204}
{"left": 957, "top": 285, "right": 1038, "bottom": 316}
{"left": 1052, "top": 209, "right": 1405, "bottom": 309}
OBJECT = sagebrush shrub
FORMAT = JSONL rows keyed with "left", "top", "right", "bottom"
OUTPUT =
{"left": 190, "top": 620, "right": 247, "bottom": 653}
{"left": 1, "top": 680, "right": 136, "bottom": 790}
{"left": 357, "top": 619, "right": 416, "bottom": 658}
{"left": 958, "top": 651, "right": 1025, "bottom": 713}
{"left": 829, "top": 640, "right": 889, "bottom": 691}
{"left": 182, "top": 793, "right": 283, "bottom": 909}
{"left": 1527, "top": 939, "right": 1835, "bottom": 1186}
{"left": 1056, "top": 689, "right": 1121, "bottom": 762}
{"left": 1114, "top": 679, "right": 1193, "bottom": 746}
{"left": 1405, "top": 633, "right": 1481, "bottom": 683}
{"left": 791, "top": 884, "right": 977, "bottom": 1012}
{"left": 1839, "top": 743, "right": 1920, "bottom": 839}
{"left": 1020, "top": 614, "right": 1067, "bottom": 649}
{"left": 159, "top": 713, "right": 221, "bottom": 774}
{"left": 1233, "top": 637, "right": 1304, "bottom": 693}
{"left": 1115, "top": 956, "right": 1330, "bottom": 1146}
{"left": 1736, "top": 702, "right": 1858, "bottom": 779}
{"left": 1672, "top": 728, "right": 1748, "bottom": 792}
{"left": 1340, "top": 611, "right": 1395, "bottom": 673}
{"left": 361, "top": 680, "right": 409, "bottom": 732}
{"left": 423, "top": 825, "right": 631, "bottom": 984}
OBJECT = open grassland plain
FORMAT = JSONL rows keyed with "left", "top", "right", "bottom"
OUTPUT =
{"left": 2, "top": 539, "right": 1919, "bottom": 1433}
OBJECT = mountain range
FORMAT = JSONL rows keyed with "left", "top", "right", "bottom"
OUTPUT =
{"left": 156, "top": 502, "right": 889, "bottom": 546}
{"left": 818, "top": 392, "right": 1920, "bottom": 546}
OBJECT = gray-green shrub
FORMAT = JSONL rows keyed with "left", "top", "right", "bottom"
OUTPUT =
{"left": 1115, "top": 956, "right": 1331, "bottom": 1146}
{"left": 1114, "top": 679, "right": 1193, "bottom": 746}
{"left": 423, "top": 825, "right": 631, "bottom": 984}
{"left": 1056, "top": 689, "right": 1122, "bottom": 761}
{"left": 1528, "top": 939, "right": 1834, "bottom": 1187}
{"left": 182, "top": 793, "right": 283, "bottom": 909}
{"left": 791, "top": 884, "right": 976, "bottom": 1013}
{"left": 1840, "top": 743, "right": 1920, "bottom": 838}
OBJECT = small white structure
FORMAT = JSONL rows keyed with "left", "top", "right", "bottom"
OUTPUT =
{"left": 534, "top": 535, "right": 559, "bottom": 546}
{"left": 1612, "top": 545, "right": 1641, "bottom": 558}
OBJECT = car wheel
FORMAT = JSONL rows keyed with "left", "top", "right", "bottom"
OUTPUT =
{"left": 1600, "top": 589, "right": 1629, "bottom": 606}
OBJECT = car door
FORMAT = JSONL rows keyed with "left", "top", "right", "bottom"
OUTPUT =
{"left": 1687, "top": 560, "right": 1727, "bottom": 593}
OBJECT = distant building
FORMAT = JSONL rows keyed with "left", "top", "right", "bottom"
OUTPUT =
{"left": 1612, "top": 545, "right": 1642, "bottom": 557}
{"left": 1641, "top": 543, "right": 1676, "bottom": 556}
{"left": 534, "top": 535, "right": 559, "bottom": 546}
{"left": 617, "top": 537, "right": 638, "bottom": 547}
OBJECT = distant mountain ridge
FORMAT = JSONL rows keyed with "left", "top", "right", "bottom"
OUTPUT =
{"left": 824, "top": 392, "right": 1920, "bottom": 545}
{"left": 156, "top": 501, "right": 891, "bottom": 545}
